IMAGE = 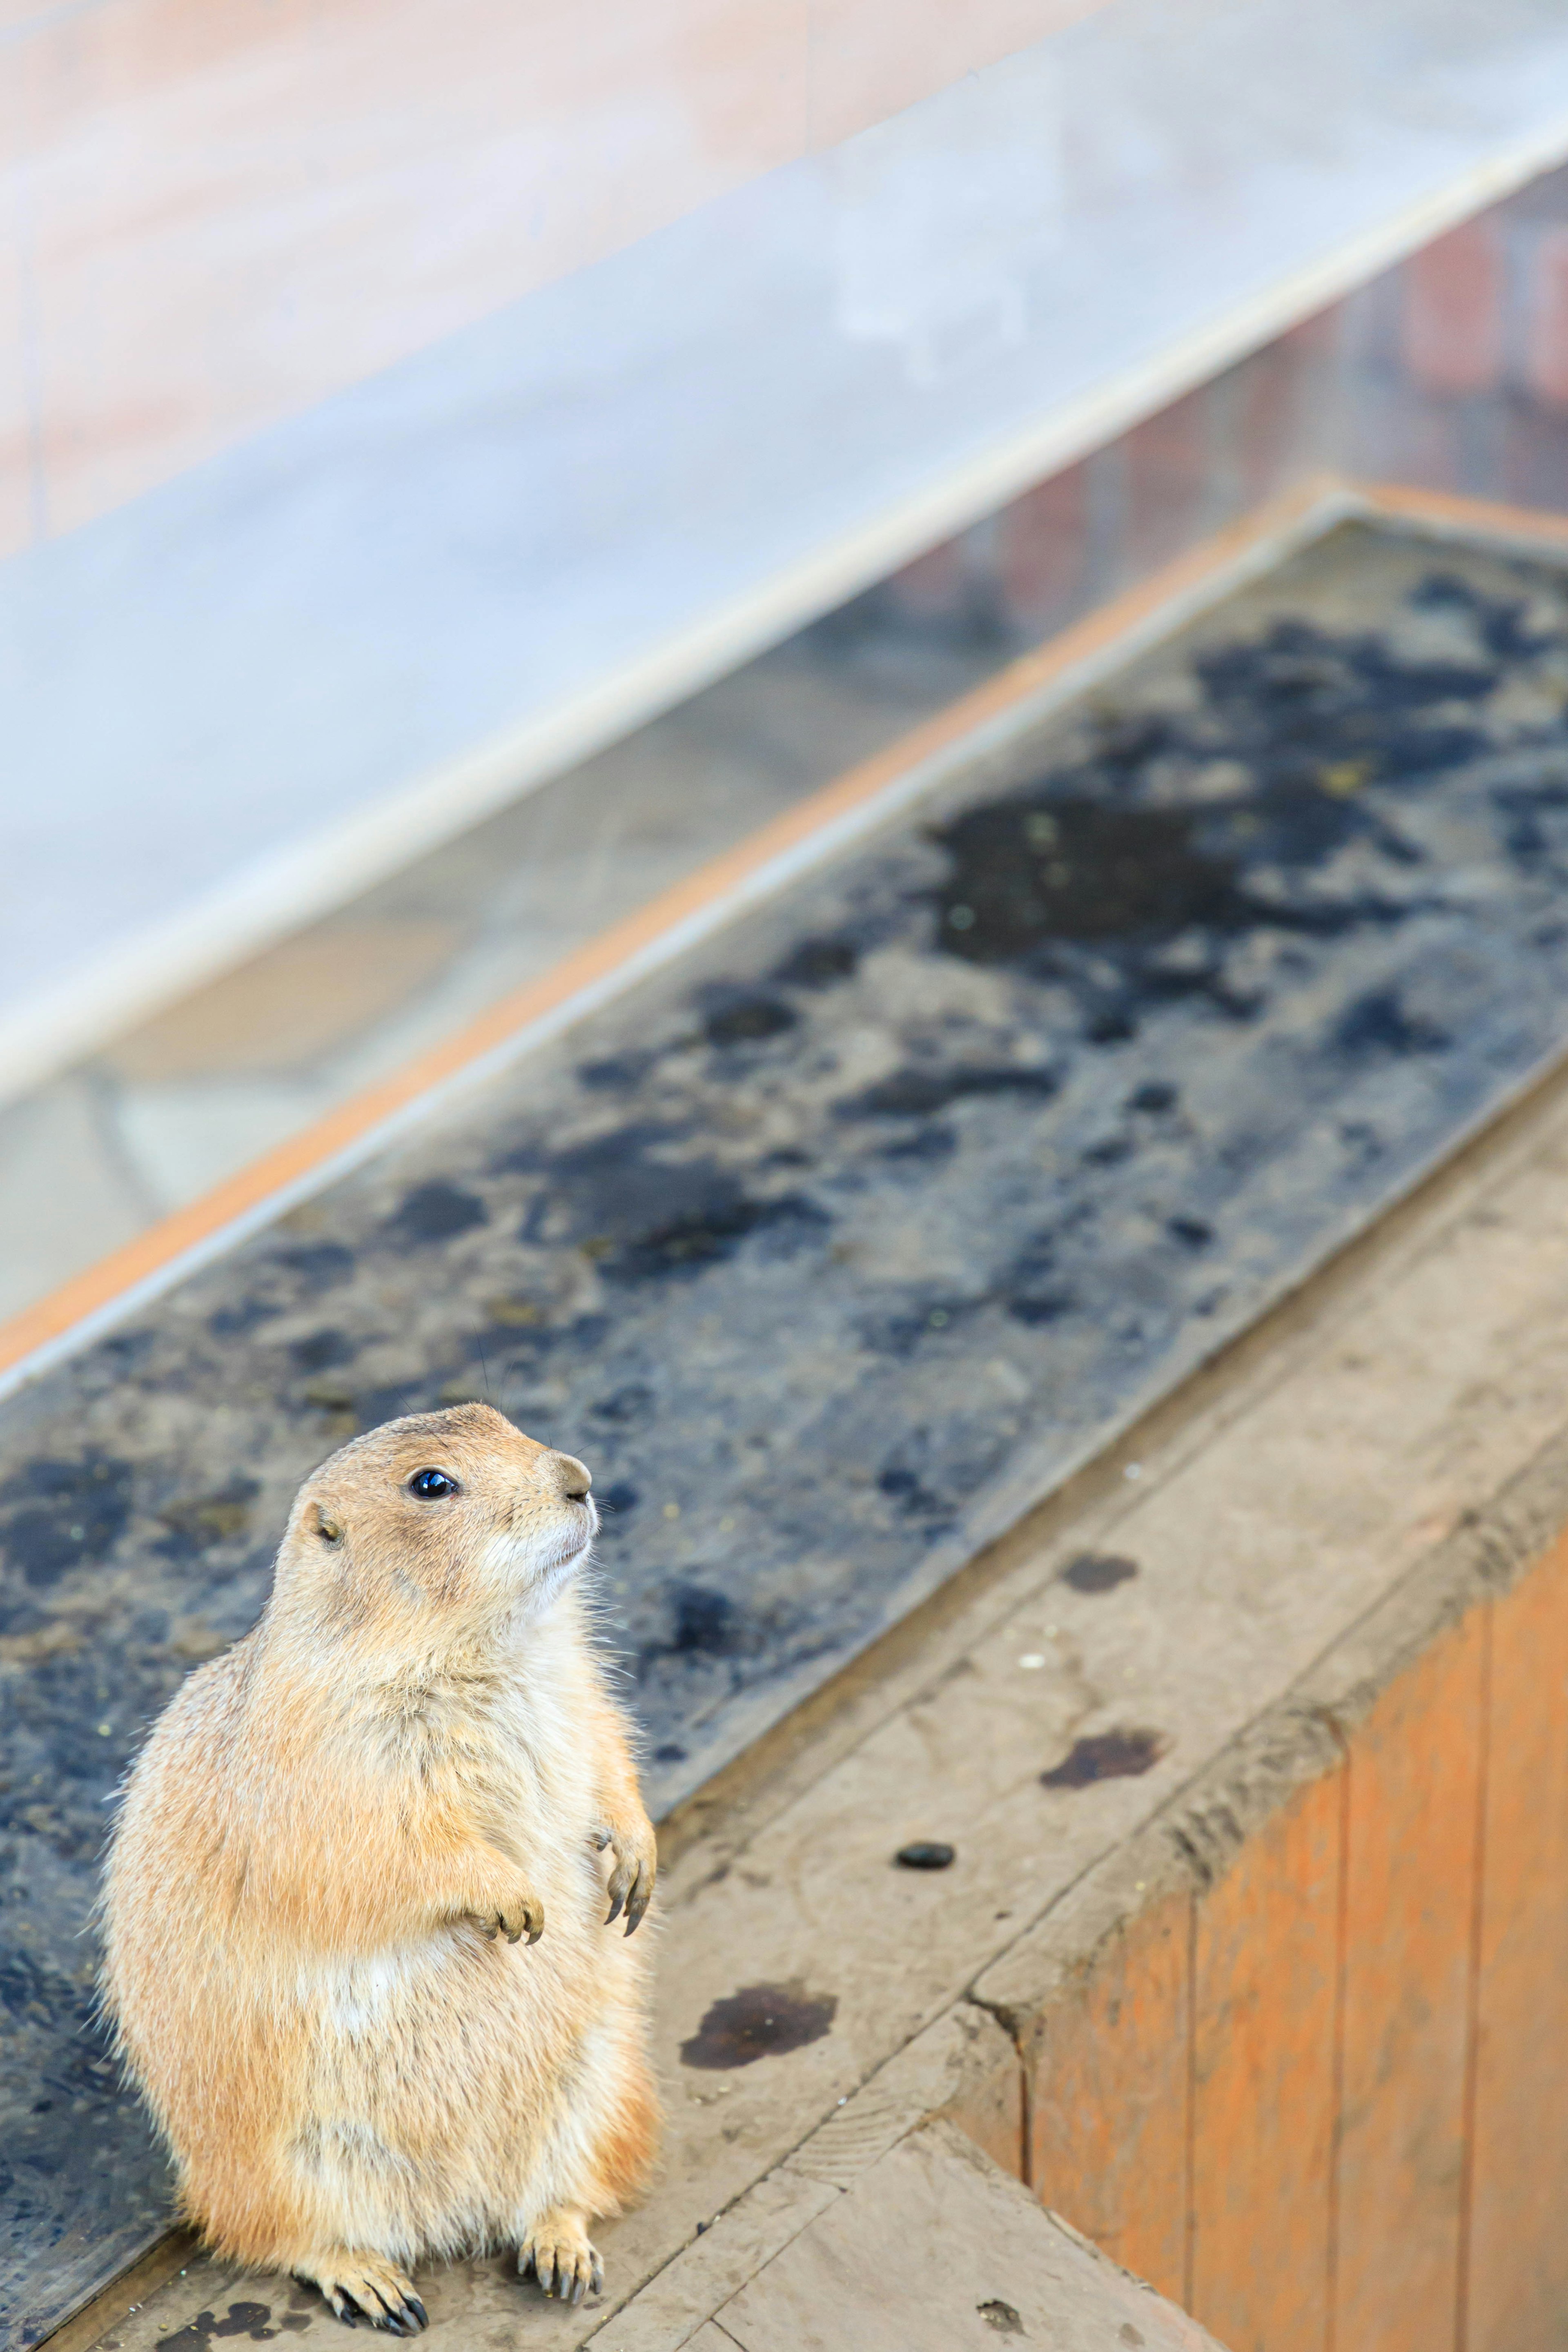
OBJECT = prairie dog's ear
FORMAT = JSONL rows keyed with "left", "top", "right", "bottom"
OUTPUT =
{"left": 310, "top": 1501, "right": 345, "bottom": 1545}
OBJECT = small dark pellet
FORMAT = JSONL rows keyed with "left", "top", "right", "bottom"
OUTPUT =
{"left": 895, "top": 1841, "right": 956, "bottom": 1870}
{"left": 1061, "top": 1551, "right": 1139, "bottom": 1594}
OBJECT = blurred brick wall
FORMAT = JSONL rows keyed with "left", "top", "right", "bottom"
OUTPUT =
{"left": 868, "top": 161, "right": 1568, "bottom": 652}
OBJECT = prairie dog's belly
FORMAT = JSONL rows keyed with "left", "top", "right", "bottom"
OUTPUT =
{"left": 298, "top": 1931, "right": 468, "bottom": 2040}
{"left": 287, "top": 1848, "right": 621, "bottom": 2106}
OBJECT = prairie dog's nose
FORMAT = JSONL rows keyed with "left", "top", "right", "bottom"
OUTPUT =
{"left": 553, "top": 1452, "right": 592, "bottom": 1503}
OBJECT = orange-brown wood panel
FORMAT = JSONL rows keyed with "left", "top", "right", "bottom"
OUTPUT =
{"left": 1468, "top": 1535, "right": 1568, "bottom": 2352}
{"left": 1190, "top": 1771, "right": 1341, "bottom": 2352}
{"left": 1334, "top": 1607, "right": 1488, "bottom": 2352}
{"left": 1030, "top": 1889, "right": 1192, "bottom": 2304}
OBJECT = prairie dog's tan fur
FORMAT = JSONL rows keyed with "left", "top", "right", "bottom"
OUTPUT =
{"left": 100, "top": 1404, "right": 658, "bottom": 2332}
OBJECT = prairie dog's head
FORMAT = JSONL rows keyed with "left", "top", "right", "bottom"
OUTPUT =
{"left": 274, "top": 1402, "right": 596, "bottom": 1645}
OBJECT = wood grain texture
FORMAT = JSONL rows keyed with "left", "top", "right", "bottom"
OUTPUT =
{"left": 1334, "top": 1608, "right": 1486, "bottom": 2352}
{"left": 944, "top": 2046, "right": 1028, "bottom": 2185}
{"left": 1467, "top": 1534, "right": 1568, "bottom": 2352}
{"left": 1029, "top": 1887, "right": 1192, "bottom": 2302}
{"left": 1189, "top": 1771, "right": 1341, "bottom": 2352}
{"left": 716, "top": 2121, "right": 1224, "bottom": 2352}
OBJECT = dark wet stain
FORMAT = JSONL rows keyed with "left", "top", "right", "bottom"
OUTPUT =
{"left": 205, "top": 1241, "right": 354, "bottom": 1336}
{"left": 1008, "top": 1290, "right": 1075, "bottom": 1329}
{"left": 703, "top": 993, "right": 799, "bottom": 1047}
{"left": 1041, "top": 1729, "right": 1167, "bottom": 1788}
{"left": 1167, "top": 1215, "right": 1213, "bottom": 1250}
{"left": 301, "top": 1378, "right": 355, "bottom": 1415}
{"left": 386, "top": 1180, "right": 489, "bottom": 1244}
{"left": 611, "top": 1189, "right": 828, "bottom": 1282}
{"left": 289, "top": 1327, "right": 355, "bottom": 1374}
{"left": 0, "top": 1947, "right": 80, "bottom": 2025}
{"left": 895, "top": 1840, "right": 956, "bottom": 1869}
{"left": 484, "top": 1294, "right": 549, "bottom": 1327}
{"left": 589, "top": 1384, "right": 655, "bottom": 1423}
{"left": 1, "top": 1455, "right": 133, "bottom": 1588}
{"left": 1414, "top": 570, "right": 1554, "bottom": 664}
{"left": 207, "top": 1296, "right": 283, "bottom": 1338}
{"left": 164, "top": 2305, "right": 280, "bottom": 2345}
{"left": 1193, "top": 616, "right": 1492, "bottom": 780}
{"left": 578, "top": 1049, "right": 657, "bottom": 1091}
{"left": 1334, "top": 987, "right": 1450, "bottom": 1058}
{"left": 157, "top": 1477, "right": 260, "bottom": 1554}
{"left": 880, "top": 1125, "right": 957, "bottom": 1163}
{"left": 522, "top": 1130, "right": 829, "bottom": 1283}
{"left": 666, "top": 1582, "right": 749, "bottom": 1656}
{"left": 1087, "top": 1002, "right": 1137, "bottom": 1044}
{"left": 772, "top": 935, "right": 861, "bottom": 989}
{"left": 278, "top": 1241, "right": 356, "bottom": 1288}
{"left": 679, "top": 1979, "right": 838, "bottom": 2069}
{"left": 932, "top": 796, "right": 1252, "bottom": 960}
{"left": 860, "top": 1299, "right": 975, "bottom": 1359}
{"left": 877, "top": 1463, "right": 957, "bottom": 1522}
{"left": 840, "top": 1065, "right": 1059, "bottom": 1119}
{"left": 1060, "top": 1552, "right": 1138, "bottom": 1595}
{"left": 1003, "top": 1234, "right": 1074, "bottom": 1330}
{"left": 923, "top": 608, "right": 1502, "bottom": 985}
{"left": 268, "top": 2286, "right": 321, "bottom": 2334}
{"left": 978, "top": 2301, "right": 1025, "bottom": 2336}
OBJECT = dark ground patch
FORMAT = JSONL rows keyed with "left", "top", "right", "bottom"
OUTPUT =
{"left": 1060, "top": 1552, "right": 1139, "bottom": 1594}
{"left": 1040, "top": 1728, "right": 1167, "bottom": 1788}
{"left": 679, "top": 1981, "right": 839, "bottom": 2068}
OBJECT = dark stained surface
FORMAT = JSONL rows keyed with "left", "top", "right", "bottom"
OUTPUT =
{"left": 678, "top": 1982, "right": 840, "bottom": 2070}
{"left": 11, "top": 518, "right": 1568, "bottom": 2337}
{"left": 1039, "top": 1728, "right": 1169, "bottom": 1788}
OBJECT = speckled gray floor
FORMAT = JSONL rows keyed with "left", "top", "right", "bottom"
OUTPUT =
{"left": 11, "top": 515, "right": 1568, "bottom": 2343}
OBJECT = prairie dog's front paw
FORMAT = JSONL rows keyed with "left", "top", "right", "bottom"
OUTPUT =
{"left": 597, "top": 1816, "right": 657, "bottom": 1936}
{"left": 466, "top": 1894, "right": 544, "bottom": 1945}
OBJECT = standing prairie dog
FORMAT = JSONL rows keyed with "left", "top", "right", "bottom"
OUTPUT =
{"left": 100, "top": 1403, "right": 659, "bottom": 2334}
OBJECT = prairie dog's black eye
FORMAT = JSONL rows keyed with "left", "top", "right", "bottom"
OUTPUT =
{"left": 408, "top": 1468, "right": 459, "bottom": 1500}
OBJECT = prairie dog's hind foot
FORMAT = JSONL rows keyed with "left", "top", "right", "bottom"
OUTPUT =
{"left": 297, "top": 2251, "right": 428, "bottom": 2334}
{"left": 520, "top": 2207, "right": 603, "bottom": 2305}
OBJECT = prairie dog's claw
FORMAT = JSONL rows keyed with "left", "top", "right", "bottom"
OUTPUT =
{"left": 521, "top": 2209, "right": 601, "bottom": 2304}
{"left": 468, "top": 1896, "right": 544, "bottom": 1945}
{"left": 299, "top": 2254, "right": 427, "bottom": 2334}
{"left": 603, "top": 1825, "right": 657, "bottom": 1935}
{"left": 608, "top": 1862, "right": 653, "bottom": 1936}
{"left": 499, "top": 1895, "right": 544, "bottom": 1945}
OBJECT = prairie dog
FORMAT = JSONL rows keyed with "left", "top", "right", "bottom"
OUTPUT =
{"left": 100, "top": 1403, "right": 659, "bottom": 2333}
